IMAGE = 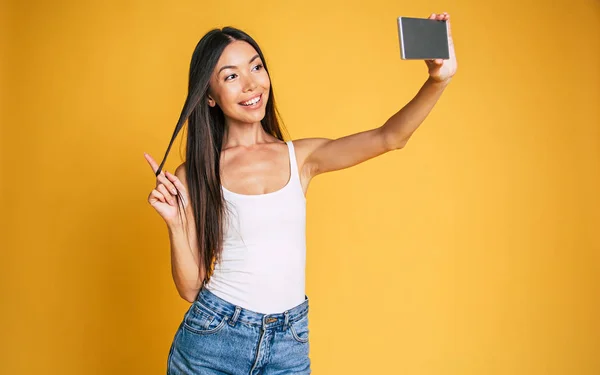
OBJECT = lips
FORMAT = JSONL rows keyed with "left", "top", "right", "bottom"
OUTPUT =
{"left": 239, "top": 94, "right": 262, "bottom": 106}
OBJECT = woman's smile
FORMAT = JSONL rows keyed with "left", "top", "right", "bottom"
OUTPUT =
{"left": 239, "top": 93, "right": 262, "bottom": 109}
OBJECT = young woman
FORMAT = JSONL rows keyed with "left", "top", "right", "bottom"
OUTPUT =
{"left": 145, "top": 12, "right": 456, "bottom": 375}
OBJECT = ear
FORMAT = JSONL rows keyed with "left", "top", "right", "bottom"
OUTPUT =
{"left": 207, "top": 94, "right": 216, "bottom": 107}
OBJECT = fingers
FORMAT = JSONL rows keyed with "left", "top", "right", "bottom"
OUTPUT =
{"left": 157, "top": 184, "right": 176, "bottom": 205}
{"left": 149, "top": 189, "right": 166, "bottom": 204}
{"left": 144, "top": 152, "right": 160, "bottom": 175}
{"left": 148, "top": 184, "right": 177, "bottom": 206}
{"left": 157, "top": 170, "right": 178, "bottom": 195}
{"left": 425, "top": 59, "right": 443, "bottom": 67}
{"left": 144, "top": 153, "right": 179, "bottom": 195}
{"left": 429, "top": 12, "right": 452, "bottom": 38}
{"left": 429, "top": 12, "right": 450, "bottom": 21}
{"left": 165, "top": 170, "right": 186, "bottom": 193}
{"left": 165, "top": 170, "right": 188, "bottom": 205}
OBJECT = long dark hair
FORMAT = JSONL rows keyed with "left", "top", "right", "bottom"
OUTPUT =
{"left": 155, "top": 27, "right": 288, "bottom": 286}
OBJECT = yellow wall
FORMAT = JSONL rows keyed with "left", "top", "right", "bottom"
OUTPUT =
{"left": 2, "top": 0, "right": 599, "bottom": 374}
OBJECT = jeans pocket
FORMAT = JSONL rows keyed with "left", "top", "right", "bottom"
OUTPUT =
{"left": 289, "top": 314, "right": 309, "bottom": 344}
{"left": 183, "top": 301, "right": 228, "bottom": 336}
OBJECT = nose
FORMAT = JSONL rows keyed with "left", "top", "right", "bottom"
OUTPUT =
{"left": 242, "top": 74, "right": 258, "bottom": 92}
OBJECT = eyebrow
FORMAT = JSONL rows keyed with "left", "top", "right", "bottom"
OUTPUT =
{"left": 218, "top": 54, "right": 261, "bottom": 75}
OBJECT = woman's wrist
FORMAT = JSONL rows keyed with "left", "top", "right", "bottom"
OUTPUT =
{"left": 427, "top": 75, "right": 452, "bottom": 87}
{"left": 166, "top": 218, "right": 185, "bottom": 234}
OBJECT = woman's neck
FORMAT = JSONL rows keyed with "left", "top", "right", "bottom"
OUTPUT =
{"left": 222, "top": 121, "right": 273, "bottom": 149}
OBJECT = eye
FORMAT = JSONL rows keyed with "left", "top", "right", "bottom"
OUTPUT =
{"left": 225, "top": 73, "right": 237, "bottom": 81}
{"left": 252, "top": 64, "right": 264, "bottom": 71}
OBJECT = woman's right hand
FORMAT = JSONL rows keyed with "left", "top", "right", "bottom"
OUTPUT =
{"left": 144, "top": 152, "right": 190, "bottom": 225}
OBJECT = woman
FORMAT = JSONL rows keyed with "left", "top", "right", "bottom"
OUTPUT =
{"left": 145, "top": 12, "right": 456, "bottom": 375}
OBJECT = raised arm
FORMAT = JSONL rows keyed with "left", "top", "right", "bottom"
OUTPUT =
{"left": 145, "top": 152, "right": 204, "bottom": 303}
{"left": 302, "top": 12, "right": 457, "bottom": 178}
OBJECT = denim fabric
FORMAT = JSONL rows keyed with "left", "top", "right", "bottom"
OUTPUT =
{"left": 167, "top": 286, "right": 311, "bottom": 374}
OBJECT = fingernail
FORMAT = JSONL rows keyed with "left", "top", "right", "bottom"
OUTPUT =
{"left": 171, "top": 189, "right": 177, "bottom": 195}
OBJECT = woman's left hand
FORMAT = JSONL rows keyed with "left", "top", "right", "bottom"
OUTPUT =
{"left": 426, "top": 12, "right": 457, "bottom": 84}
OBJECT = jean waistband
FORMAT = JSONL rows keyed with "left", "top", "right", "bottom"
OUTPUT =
{"left": 195, "top": 286, "right": 309, "bottom": 330}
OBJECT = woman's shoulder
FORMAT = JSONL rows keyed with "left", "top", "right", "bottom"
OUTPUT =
{"left": 290, "top": 137, "right": 332, "bottom": 158}
{"left": 290, "top": 137, "right": 333, "bottom": 178}
{"left": 174, "top": 162, "right": 187, "bottom": 187}
{"left": 291, "top": 137, "right": 332, "bottom": 147}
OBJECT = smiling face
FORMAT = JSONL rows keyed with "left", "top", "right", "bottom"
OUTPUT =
{"left": 207, "top": 40, "right": 270, "bottom": 126}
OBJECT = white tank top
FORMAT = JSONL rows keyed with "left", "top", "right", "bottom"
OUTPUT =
{"left": 204, "top": 140, "right": 307, "bottom": 314}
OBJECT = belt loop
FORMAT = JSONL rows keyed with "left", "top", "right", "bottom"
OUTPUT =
{"left": 284, "top": 310, "right": 290, "bottom": 329}
{"left": 228, "top": 306, "right": 241, "bottom": 327}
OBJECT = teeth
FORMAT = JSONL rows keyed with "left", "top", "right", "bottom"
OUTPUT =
{"left": 242, "top": 95, "right": 260, "bottom": 106}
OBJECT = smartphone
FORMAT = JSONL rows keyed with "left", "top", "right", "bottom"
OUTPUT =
{"left": 397, "top": 16, "right": 449, "bottom": 60}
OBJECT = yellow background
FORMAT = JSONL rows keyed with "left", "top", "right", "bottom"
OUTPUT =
{"left": 2, "top": 0, "right": 599, "bottom": 374}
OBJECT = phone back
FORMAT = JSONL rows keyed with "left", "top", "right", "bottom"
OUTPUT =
{"left": 398, "top": 17, "right": 449, "bottom": 60}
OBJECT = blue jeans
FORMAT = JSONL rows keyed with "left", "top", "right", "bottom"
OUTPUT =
{"left": 167, "top": 286, "right": 311, "bottom": 374}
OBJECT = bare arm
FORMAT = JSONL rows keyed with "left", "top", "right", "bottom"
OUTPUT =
{"left": 167, "top": 163, "right": 204, "bottom": 303}
{"left": 381, "top": 77, "right": 450, "bottom": 149}
{"left": 166, "top": 220, "right": 203, "bottom": 303}
{"left": 145, "top": 151, "right": 204, "bottom": 303}
{"left": 302, "top": 12, "right": 457, "bottom": 178}
{"left": 302, "top": 78, "right": 450, "bottom": 178}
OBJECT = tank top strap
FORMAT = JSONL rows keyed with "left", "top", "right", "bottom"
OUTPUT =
{"left": 286, "top": 140, "right": 300, "bottom": 182}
